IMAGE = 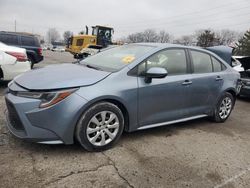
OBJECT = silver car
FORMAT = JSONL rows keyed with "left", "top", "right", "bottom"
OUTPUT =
{"left": 5, "top": 43, "right": 240, "bottom": 151}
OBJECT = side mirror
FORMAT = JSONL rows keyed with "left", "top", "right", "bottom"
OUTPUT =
{"left": 144, "top": 67, "right": 168, "bottom": 83}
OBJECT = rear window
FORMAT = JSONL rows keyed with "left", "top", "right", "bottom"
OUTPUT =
{"left": 20, "top": 36, "right": 39, "bottom": 46}
{"left": 0, "top": 34, "right": 18, "bottom": 45}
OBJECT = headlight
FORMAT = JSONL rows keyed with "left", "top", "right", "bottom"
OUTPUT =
{"left": 16, "top": 88, "right": 78, "bottom": 108}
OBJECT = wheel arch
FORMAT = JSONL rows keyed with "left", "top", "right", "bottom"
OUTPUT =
{"left": 224, "top": 88, "right": 237, "bottom": 100}
{"left": 74, "top": 96, "right": 130, "bottom": 140}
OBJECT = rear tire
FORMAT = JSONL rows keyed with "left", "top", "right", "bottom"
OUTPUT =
{"left": 76, "top": 102, "right": 124, "bottom": 152}
{"left": 27, "top": 55, "right": 35, "bottom": 69}
{"left": 0, "top": 68, "right": 3, "bottom": 79}
{"left": 211, "top": 92, "right": 235, "bottom": 123}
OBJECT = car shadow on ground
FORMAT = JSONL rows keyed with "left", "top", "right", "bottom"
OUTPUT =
{"left": 237, "top": 96, "right": 250, "bottom": 102}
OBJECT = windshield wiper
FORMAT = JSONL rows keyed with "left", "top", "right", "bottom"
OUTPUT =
{"left": 85, "top": 64, "right": 102, "bottom": 71}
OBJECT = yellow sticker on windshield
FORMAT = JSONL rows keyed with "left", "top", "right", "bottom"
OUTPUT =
{"left": 122, "top": 56, "right": 135, "bottom": 64}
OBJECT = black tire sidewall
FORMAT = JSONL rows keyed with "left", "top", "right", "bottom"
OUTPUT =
{"left": 76, "top": 102, "right": 124, "bottom": 151}
{"left": 27, "top": 55, "right": 35, "bottom": 69}
{"left": 214, "top": 92, "right": 235, "bottom": 122}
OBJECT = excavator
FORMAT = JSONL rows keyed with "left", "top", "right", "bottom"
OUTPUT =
{"left": 66, "top": 25, "right": 114, "bottom": 59}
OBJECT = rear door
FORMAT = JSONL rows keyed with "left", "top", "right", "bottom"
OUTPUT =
{"left": 186, "top": 50, "right": 225, "bottom": 116}
{"left": 137, "top": 48, "right": 192, "bottom": 127}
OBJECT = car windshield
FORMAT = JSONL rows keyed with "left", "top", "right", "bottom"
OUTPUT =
{"left": 80, "top": 44, "right": 155, "bottom": 72}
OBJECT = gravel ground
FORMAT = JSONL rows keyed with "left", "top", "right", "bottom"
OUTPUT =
{"left": 0, "top": 51, "right": 250, "bottom": 188}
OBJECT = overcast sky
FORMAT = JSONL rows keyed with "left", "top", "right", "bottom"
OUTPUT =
{"left": 0, "top": 0, "right": 249, "bottom": 39}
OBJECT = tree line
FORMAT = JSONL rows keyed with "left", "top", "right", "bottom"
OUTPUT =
{"left": 123, "top": 28, "right": 250, "bottom": 55}
{"left": 44, "top": 27, "right": 250, "bottom": 56}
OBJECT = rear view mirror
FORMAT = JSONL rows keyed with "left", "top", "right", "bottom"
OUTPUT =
{"left": 144, "top": 67, "right": 168, "bottom": 83}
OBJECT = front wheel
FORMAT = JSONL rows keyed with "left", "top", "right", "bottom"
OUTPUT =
{"left": 211, "top": 92, "right": 235, "bottom": 123}
{"left": 76, "top": 102, "right": 124, "bottom": 151}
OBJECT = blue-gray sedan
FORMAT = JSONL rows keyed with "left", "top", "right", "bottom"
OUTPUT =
{"left": 5, "top": 43, "right": 240, "bottom": 151}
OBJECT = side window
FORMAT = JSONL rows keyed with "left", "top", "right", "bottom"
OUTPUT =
{"left": 0, "top": 34, "right": 18, "bottom": 45}
{"left": 76, "top": 39, "right": 84, "bottom": 46}
{"left": 191, "top": 50, "right": 213, "bottom": 73}
{"left": 20, "top": 36, "right": 36, "bottom": 46}
{"left": 212, "top": 57, "right": 222, "bottom": 72}
{"left": 138, "top": 49, "right": 187, "bottom": 76}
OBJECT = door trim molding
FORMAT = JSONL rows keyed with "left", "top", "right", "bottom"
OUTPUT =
{"left": 138, "top": 114, "right": 208, "bottom": 130}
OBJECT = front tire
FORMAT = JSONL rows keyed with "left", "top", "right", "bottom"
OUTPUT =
{"left": 76, "top": 102, "right": 124, "bottom": 151}
{"left": 212, "top": 92, "right": 235, "bottom": 123}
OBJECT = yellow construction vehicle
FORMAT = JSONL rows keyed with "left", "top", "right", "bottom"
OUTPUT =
{"left": 66, "top": 25, "right": 114, "bottom": 58}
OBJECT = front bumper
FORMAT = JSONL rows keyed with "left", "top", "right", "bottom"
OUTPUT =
{"left": 5, "top": 89, "right": 88, "bottom": 144}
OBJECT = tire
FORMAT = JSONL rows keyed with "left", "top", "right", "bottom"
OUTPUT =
{"left": 211, "top": 92, "right": 235, "bottom": 123}
{"left": 27, "top": 55, "right": 35, "bottom": 69}
{"left": 76, "top": 102, "right": 124, "bottom": 151}
{"left": 0, "top": 68, "right": 3, "bottom": 79}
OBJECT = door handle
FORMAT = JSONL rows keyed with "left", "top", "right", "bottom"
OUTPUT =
{"left": 215, "top": 76, "right": 223, "bottom": 81}
{"left": 182, "top": 80, "right": 192, "bottom": 85}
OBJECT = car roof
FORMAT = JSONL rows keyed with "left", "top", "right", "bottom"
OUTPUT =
{"left": 0, "top": 31, "right": 37, "bottom": 37}
{"left": 129, "top": 43, "right": 232, "bottom": 66}
{"left": 133, "top": 42, "right": 204, "bottom": 50}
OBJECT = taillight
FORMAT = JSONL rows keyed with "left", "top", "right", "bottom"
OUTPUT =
{"left": 6, "top": 51, "right": 28, "bottom": 62}
{"left": 38, "top": 48, "right": 42, "bottom": 55}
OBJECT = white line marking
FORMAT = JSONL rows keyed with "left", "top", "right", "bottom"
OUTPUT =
{"left": 214, "top": 167, "right": 250, "bottom": 188}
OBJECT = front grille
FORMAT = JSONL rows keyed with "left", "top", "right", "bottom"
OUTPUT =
{"left": 5, "top": 99, "right": 25, "bottom": 131}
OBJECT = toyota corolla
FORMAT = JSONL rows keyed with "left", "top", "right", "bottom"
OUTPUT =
{"left": 5, "top": 43, "right": 240, "bottom": 151}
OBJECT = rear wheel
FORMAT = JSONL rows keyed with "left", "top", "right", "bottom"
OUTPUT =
{"left": 212, "top": 92, "right": 235, "bottom": 123}
{"left": 76, "top": 102, "right": 124, "bottom": 151}
{"left": 27, "top": 55, "right": 35, "bottom": 69}
{"left": 0, "top": 68, "right": 3, "bottom": 79}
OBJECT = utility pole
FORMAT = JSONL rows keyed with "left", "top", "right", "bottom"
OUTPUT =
{"left": 14, "top": 20, "right": 16, "bottom": 32}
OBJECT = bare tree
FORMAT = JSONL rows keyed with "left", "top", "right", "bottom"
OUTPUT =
{"left": 127, "top": 32, "right": 144, "bottom": 43}
{"left": 127, "top": 29, "right": 171, "bottom": 43}
{"left": 174, "top": 35, "right": 195, "bottom": 46}
{"left": 158, "top": 30, "right": 171, "bottom": 43}
{"left": 215, "top": 29, "right": 242, "bottom": 46}
{"left": 143, "top": 29, "right": 158, "bottom": 42}
{"left": 46, "top": 28, "right": 60, "bottom": 44}
{"left": 63, "top": 31, "right": 73, "bottom": 43}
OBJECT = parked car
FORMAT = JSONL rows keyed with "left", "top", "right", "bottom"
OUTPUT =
{"left": 0, "top": 42, "right": 31, "bottom": 80}
{"left": 0, "top": 31, "right": 43, "bottom": 68}
{"left": 51, "top": 47, "right": 65, "bottom": 52}
{"left": 233, "top": 56, "right": 250, "bottom": 97}
{"left": 5, "top": 43, "right": 240, "bottom": 151}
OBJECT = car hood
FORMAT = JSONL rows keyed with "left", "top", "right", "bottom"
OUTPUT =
{"left": 14, "top": 64, "right": 111, "bottom": 90}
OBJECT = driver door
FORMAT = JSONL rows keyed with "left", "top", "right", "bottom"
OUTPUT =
{"left": 138, "top": 48, "right": 192, "bottom": 128}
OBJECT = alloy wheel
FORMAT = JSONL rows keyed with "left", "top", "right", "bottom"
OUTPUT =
{"left": 219, "top": 97, "right": 232, "bottom": 119}
{"left": 86, "top": 111, "right": 119, "bottom": 146}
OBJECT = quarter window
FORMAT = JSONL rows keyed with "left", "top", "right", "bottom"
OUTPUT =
{"left": 139, "top": 49, "right": 187, "bottom": 76}
{"left": 212, "top": 57, "right": 223, "bottom": 72}
{"left": 191, "top": 50, "right": 213, "bottom": 73}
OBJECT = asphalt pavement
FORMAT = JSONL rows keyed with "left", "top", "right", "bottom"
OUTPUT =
{"left": 0, "top": 50, "right": 250, "bottom": 188}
